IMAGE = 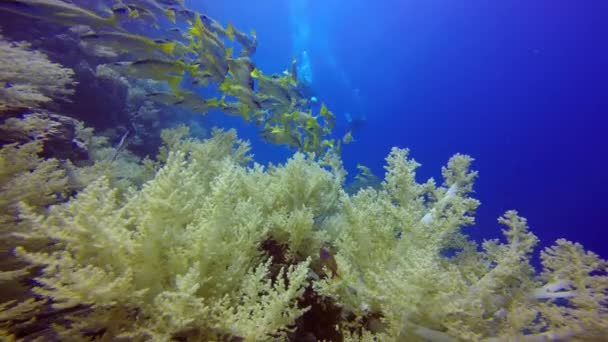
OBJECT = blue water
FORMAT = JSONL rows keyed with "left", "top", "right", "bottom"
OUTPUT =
{"left": 197, "top": 1, "right": 608, "bottom": 258}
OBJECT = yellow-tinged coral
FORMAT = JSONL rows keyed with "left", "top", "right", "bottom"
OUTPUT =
{"left": 0, "top": 138, "right": 68, "bottom": 338}
{"left": 315, "top": 149, "right": 606, "bottom": 341}
{"left": 16, "top": 129, "right": 317, "bottom": 340}
{"left": 7, "top": 129, "right": 608, "bottom": 341}
{"left": 0, "top": 115, "right": 162, "bottom": 339}
{"left": 0, "top": 35, "right": 76, "bottom": 113}
{"left": 65, "top": 121, "right": 156, "bottom": 192}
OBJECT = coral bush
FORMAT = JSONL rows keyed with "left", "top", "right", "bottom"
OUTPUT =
{"left": 0, "top": 34, "right": 76, "bottom": 113}
{"left": 16, "top": 129, "right": 319, "bottom": 340}
{"left": 0, "top": 114, "right": 154, "bottom": 339}
{"left": 0, "top": 138, "right": 70, "bottom": 338}
{"left": 68, "top": 120, "right": 156, "bottom": 192}
{"left": 8, "top": 129, "right": 608, "bottom": 341}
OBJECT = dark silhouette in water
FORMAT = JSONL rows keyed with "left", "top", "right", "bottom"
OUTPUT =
{"left": 344, "top": 88, "right": 366, "bottom": 133}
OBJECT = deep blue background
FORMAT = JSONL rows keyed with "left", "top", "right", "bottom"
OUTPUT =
{"left": 196, "top": 1, "right": 608, "bottom": 258}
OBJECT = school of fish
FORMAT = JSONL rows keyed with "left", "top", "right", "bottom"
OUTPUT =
{"left": 0, "top": 0, "right": 354, "bottom": 153}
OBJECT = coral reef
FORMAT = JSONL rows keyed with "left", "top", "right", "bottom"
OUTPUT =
{"left": 0, "top": 113, "right": 153, "bottom": 339}
{"left": 0, "top": 34, "right": 76, "bottom": 114}
{"left": 0, "top": 2, "right": 605, "bottom": 340}
{"left": 4, "top": 128, "right": 605, "bottom": 341}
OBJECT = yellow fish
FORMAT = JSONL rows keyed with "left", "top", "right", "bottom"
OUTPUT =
{"left": 226, "top": 21, "right": 235, "bottom": 41}
{"left": 2, "top": 0, "right": 122, "bottom": 30}
{"left": 319, "top": 103, "right": 336, "bottom": 129}
{"left": 124, "top": 59, "right": 197, "bottom": 93}
{"left": 343, "top": 131, "right": 354, "bottom": 144}
{"left": 80, "top": 31, "right": 176, "bottom": 57}
{"left": 260, "top": 124, "right": 302, "bottom": 149}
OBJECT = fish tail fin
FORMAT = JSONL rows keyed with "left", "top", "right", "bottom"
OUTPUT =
{"left": 106, "top": 13, "right": 125, "bottom": 31}
{"left": 160, "top": 41, "right": 176, "bottom": 56}
{"left": 187, "top": 63, "right": 200, "bottom": 75}
{"left": 239, "top": 104, "right": 251, "bottom": 121}
{"left": 250, "top": 68, "right": 262, "bottom": 79}
{"left": 164, "top": 8, "right": 176, "bottom": 24}
{"left": 226, "top": 21, "right": 235, "bottom": 41}
{"left": 219, "top": 78, "right": 231, "bottom": 93}
{"left": 225, "top": 47, "right": 233, "bottom": 58}
{"left": 168, "top": 75, "right": 183, "bottom": 95}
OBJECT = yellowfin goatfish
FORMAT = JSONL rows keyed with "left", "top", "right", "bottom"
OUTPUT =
{"left": 119, "top": 59, "right": 198, "bottom": 93}
{"left": 251, "top": 70, "right": 292, "bottom": 106}
{"left": 200, "top": 13, "right": 235, "bottom": 41}
{"left": 227, "top": 57, "right": 255, "bottom": 90}
{"left": 123, "top": 0, "right": 178, "bottom": 23}
{"left": 342, "top": 131, "right": 354, "bottom": 144}
{"left": 111, "top": 3, "right": 159, "bottom": 27}
{"left": 283, "top": 110, "right": 316, "bottom": 129}
{"left": 217, "top": 99, "right": 248, "bottom": 119}
{"left": 80, "top": 32, "right": 176, "bottom": 57}
{"left": 219, "top": 78, "right": 261, "bottom": 113}
{"left": 260, "top": 124, "right": 302, "bottom": 149}
{"left": 189, "top": 13, "right": 224, "bottom": 54}
{"left": 319, "top": 103, "right": 336, "bottom": 129}
{"left": 172, "top": 91, "right": 214, "bottom": 113}
{"left": 234, "top": 28, "right": 257, "bottom": 57}
{"left": 220, "top": 101, "right": 251, "bottom": 120}
{"left": 0, "top": 0, "right": 122, "bottom": 29}
{"left": 199, "top": 52, "right": 228, "bottom": 83}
